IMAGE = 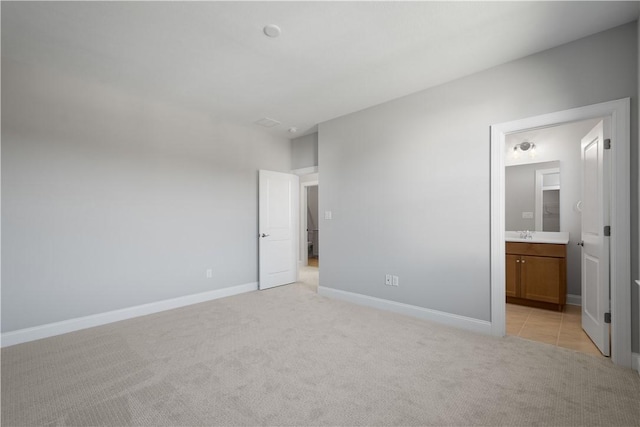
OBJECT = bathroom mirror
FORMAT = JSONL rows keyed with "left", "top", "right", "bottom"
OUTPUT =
{"left": 505, "top": 161, "right": 560, "bottom": 232}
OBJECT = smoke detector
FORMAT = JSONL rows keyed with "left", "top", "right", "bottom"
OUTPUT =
{"left": 263, "top": 24, "right": 281, "bottom": 38}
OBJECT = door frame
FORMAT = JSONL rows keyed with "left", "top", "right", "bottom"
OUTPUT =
{"left": 293, "top": 168, "right": 319, "bottom": 266}
{"left": 490, "top": 98, "right": 631, "bottom": 367}
{"left": 300, "top": 182, "right": 319, "bottom": 266}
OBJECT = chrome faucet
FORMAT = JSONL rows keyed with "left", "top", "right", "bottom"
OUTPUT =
{"left": 519, "top": 230, "right": 534, "bottom": 239}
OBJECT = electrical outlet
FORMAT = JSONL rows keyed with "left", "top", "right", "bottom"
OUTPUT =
{"left": 392, "top": 275, "right": 399, "bottom": 286}
{"left": 385, "top": 274, "right": 392, "bottom": 285}
{"left": 206, "top": 269, "right": 213, "bottom": 279}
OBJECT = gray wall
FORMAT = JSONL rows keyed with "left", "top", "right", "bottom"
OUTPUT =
{"left": 318, "top": 23, "right": 638, "bottom": 350}
{"left": 1, "top": 60, "right": 292, "bottom": 332}
{"left": 291, "top": 133, "right": 318, "bottom": 170}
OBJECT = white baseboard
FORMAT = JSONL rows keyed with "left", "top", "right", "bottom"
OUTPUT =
{"left": 1, "top": 282, "right": 258, "bottom": 348}
{"left": 632, "top": 353, "right": 640, "bottom": 376}
{"left": 318, "top": 286, "right": 492, "bottom": 335}
{"left": 566, "top": 294, "right": 581, "bottom": 306}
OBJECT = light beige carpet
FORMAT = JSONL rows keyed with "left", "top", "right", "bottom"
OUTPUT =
{"left": 2, "top": 266, "right": 639, "bottom": 426}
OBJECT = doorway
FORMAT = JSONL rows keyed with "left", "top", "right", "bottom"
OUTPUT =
{"left": 306, "top": 185, "right": 319, "bottom": 267}
{"left": 504, "top": 119, "right": 604, "bottom": 357}
{"left": 298, "top": 174, "right": 320, "bottom": 293}
{"left": 299, "top": 174, "right": 319, "bottom": 268}
{"left": 490, "top": 98, "right": 632, "bottom": 367}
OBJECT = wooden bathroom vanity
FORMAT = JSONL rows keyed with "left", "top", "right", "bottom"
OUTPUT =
{"left": 506, "top": 241, "right": 567, "bottom": 311}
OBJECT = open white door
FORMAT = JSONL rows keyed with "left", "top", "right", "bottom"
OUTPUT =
{"left": 258, "top": 170, "right": 299, "bottom": 290}
{"left": 580, "top": 120, "right": 610, "bottom": 356}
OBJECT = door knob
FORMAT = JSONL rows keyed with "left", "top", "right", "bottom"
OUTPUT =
{"left": 260, "top": 233, "right": 270, "bottom": 238}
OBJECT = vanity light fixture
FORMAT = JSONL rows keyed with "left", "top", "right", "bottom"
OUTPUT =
{"left": 513, "top": 141, "right": 536, "bottom": 158}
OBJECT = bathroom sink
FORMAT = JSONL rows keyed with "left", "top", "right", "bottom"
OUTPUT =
{"left": 505, "top": 231, "right": 570, "bottom": 244}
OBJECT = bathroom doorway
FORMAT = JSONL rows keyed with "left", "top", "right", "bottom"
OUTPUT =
{"left": 306, "top": 185, "right": 319, "bottom": 267}
{"left": 490, "top": 98, "right": 632, "bottom": 367}
{"left": 504, "top": 119, "right": 604, "bottom": 357}
{"left": 297, "top": 172, "right": 320, "bottom": 293}
{"left": 299, "top": 173, "right": 319, "bottom": 269}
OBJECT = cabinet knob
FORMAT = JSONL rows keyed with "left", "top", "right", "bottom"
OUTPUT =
{"left": 516, "top": 259, "right": 520, "bottom": 263}
{"left": 522, "top": 260, "right": 526, "bottom": 263}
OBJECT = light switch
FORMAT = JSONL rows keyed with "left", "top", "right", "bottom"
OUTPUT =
{"left": 324, "top": 210, "right": 332, "bottom": 220}
{"left": 522, "top": 212, "right": 534, "bottom": 219}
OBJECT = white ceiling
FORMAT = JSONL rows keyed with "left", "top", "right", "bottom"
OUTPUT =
{"left": 3, "top": 2, "right": 639, "bottom": 139}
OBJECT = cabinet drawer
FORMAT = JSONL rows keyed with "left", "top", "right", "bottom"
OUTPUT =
{"left": 506, "top": 242, "right": 566, "bottom": 258}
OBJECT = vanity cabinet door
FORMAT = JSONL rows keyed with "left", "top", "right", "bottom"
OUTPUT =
{"left": 505, "top": 254, "right": 519, "bottom": 298}
{"left": 520, "top": 255, "right": 562, "bottom": 304}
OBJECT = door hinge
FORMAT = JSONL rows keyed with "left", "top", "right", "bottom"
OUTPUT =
{"left": 604, "top": 225, "right": 611, "bottom": 236}
{"left": 604, "top": 312, "right": 611, "bottom": 324}
{"left": 604, "top": 138, "right": 611, "bottom": 149}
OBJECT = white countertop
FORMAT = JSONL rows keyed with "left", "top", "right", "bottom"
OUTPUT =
{"left": 505, "top": 231, "right": 570, "bottom": 245}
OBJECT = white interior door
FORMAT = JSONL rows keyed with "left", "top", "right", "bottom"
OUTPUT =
{"left": 580, "top": 120, "right": 610, "bottom": 356}
{"left": 259, "top": 170, "right": 299, "bottom": 290}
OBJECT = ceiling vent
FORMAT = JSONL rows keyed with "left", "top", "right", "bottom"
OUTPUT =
{"left": 255, "top": 117, "right": 281, "bottom": 128}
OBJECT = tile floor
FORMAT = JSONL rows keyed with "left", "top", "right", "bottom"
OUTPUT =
{"left": 506, "top": 303, "right": 605, "bottom": 358}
